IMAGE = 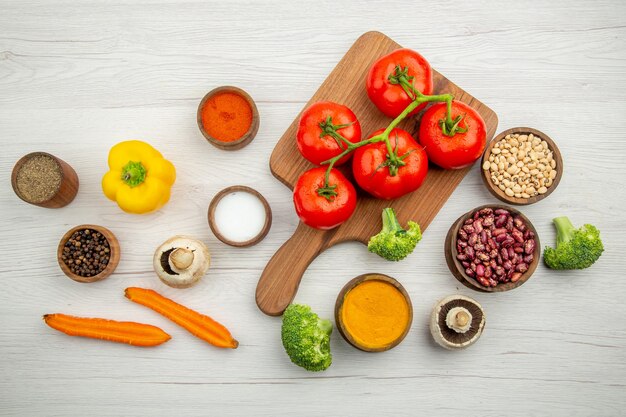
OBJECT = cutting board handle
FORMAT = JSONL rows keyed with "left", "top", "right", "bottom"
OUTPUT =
{"left": 256, "top": 222, "right": 339, "bottom": 316}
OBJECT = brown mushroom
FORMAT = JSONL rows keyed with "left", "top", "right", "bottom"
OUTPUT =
{"left": 430, "top": 294, "right": 485, "bottom": 350}
{"left": 153, "top": 236, "right": 210, "bottom": 288}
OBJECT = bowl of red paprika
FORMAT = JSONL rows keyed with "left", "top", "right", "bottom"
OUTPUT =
{"left": 197, "top": 86, "right": 259, "bottom": 150}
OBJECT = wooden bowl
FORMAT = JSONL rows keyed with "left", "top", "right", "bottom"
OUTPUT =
{"left": 197, "top": 86, "right": 260, "bottom": 150}
{"left": 335, "top": 273, "right": 413, "bottom": 352}
{"left": 11, "top": 152, "right": 79, "bottom": 208}
{"left": 481, "top": 127, "right": 563, "bottom": 205}
{"left": 444, "top": 204, "right": 540, "bottom": 293}
{"left": 208, "top": 185, "right": 272, "bottom": 247}
{"left": 57, "top": 225, "right": 120, "bottom": 283}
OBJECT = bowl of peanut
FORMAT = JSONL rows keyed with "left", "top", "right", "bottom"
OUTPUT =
{"left": 481, "top": 127, "right": 563, "bottom": 205}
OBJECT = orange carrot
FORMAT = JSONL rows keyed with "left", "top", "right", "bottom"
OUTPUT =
{"left": 43, "top": 313, "right": 171, "bottom": 347}
{"left": 125, "top": 287, "right": 238, "bottom": 349}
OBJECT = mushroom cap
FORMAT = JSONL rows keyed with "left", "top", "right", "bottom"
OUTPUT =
{"left": 429, "top": 294, "right": 485, "bottom": 350}
{"left": 153, "top": 235, "right": 210, "bottom": 288}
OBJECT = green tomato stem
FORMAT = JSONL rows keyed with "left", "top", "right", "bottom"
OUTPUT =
{"left": 316, "top": 69, "right": 466, "bottom": 195}
{"left": 318, "top": 115, "right": 354, "bottom": 150}
{"left": 318, "top": 91, "right": 452, "bottom": 192}
{"left": 391, "top": 65, "right": 466, "bottom": 138}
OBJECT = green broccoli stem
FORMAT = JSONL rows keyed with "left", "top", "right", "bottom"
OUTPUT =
{"left": 318, "top": 318, "right": 332, "bottom": 333}
{"left": 382, "top": 207, "right": 404, "bottom": 233}
{"left": 317, "top": 90, "right": 454, "bottom": 199}
{"left": 554, "top": 216, "right": 576, "bottom": 245}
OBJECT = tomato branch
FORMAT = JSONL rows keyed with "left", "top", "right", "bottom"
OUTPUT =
{"left": 317, "top": 88, "right": 459, "bottom": 195}
{"left": 389, "top": 65, "right": 466, "bottom": 137}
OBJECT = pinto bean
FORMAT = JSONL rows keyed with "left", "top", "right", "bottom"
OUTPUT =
{"left": 457, "top": 207, "right": 535, "bottom": 286}
{"left": 463, "top": 224, "right": 475, "bottom": 234}
{"left": 495, "top": 215, "right": 507, "bottom": 227}
{"left": 512, "top": 229, "right": 524, "bottom": 243}
{"left": 492, "top": 228, "right": 507, "bottom": 236}
{"left": 524, "top": 239, "right": 535, "bottom": 255}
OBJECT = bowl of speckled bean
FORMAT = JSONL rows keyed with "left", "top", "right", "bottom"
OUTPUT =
{"left": 444, "top": 205, "right": 540, "bottom": 292}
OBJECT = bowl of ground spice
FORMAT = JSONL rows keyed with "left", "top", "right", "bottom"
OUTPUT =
{"left": 57, "top": 225, "right": 120, "bottom": 283}
{"left": 197, "top": 86, "right": 259, "bottom": 150}
{"left": 335, "top": 273, "right": 413, "bottom": 352}
{"left": 11, "top": 152, "right": 79, "bottom": 208}
{"left": 481, "top": 127, "right": 563, "bottom": 205}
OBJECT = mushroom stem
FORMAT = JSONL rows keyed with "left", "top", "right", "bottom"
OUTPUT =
{"left": 455, "top": 311, "right": 469, "bottom": 327}
{"left": 170, "top": 248, "right": 194, "bottom": 270}
{"left": 446, "top": 307, "right": 472, "bottom": 334}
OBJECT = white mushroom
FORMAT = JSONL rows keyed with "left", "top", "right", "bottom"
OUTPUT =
{"left": 153, "top": 236, "right": 210, "bottom": 288}
{"left": 430, "top": 294, "right": 485, "bottom": 350}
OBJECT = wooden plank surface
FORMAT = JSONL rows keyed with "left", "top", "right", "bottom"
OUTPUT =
{"left": 256, "top": 31, "right": 498, "bottom": 316}
{"left": 1, "top": 1, "right": 625, "bottom": 416}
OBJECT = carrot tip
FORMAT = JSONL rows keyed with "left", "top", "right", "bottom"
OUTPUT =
{"left": 231, "top": 340, "right": 239, "bottom": 349}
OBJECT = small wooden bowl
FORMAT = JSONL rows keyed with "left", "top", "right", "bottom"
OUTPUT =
{"left": 335, "top": 273, "right": 413, "bottom": 352}
{"left": 481, "top": 127, "right": 563, "bottom": 205}
{"left": 11, "top": 152, "right": 79, "bottom": 208}
{"left": 57, "top": 225, "right": 120, "bottom": 283}
{"left": 444, "top": 204, "right": 540, "bottom": 293}
{"left": 197, "top": 86, "right": 260, "bottom": 150}
{"left": 208, "top": 185, "right": 272, "bottom": 247}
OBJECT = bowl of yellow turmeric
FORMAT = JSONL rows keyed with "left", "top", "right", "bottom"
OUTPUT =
{"left": 335, "top": 273, "right": 413, "bottom": 352}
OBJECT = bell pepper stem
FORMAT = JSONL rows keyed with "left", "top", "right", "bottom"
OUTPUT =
{"left": 121, "top": 161, "right": 147, "bottom": 188}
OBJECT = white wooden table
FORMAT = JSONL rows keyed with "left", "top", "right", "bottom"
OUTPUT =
{"left": 1, "top": 1, "right": 624, "bottom": 415}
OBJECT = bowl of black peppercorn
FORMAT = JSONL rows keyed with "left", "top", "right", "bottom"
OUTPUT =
{"left": 57, "top": 225, "right": 120, "bottom": 283}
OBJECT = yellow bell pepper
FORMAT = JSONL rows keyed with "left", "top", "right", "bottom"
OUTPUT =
{"left": 102, "top": 140, "right": 176, "bottom": 214}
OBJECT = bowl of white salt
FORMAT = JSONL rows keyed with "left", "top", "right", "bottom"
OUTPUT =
{"left": 208, "top": 185, "right": 272, "bottom": 247}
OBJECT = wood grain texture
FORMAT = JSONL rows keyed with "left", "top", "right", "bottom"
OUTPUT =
{"left": 256, "top": 31, "right": 498, "bottom": 316}
{"left": 1, "top": 1, "right": 626, "bottom": 416}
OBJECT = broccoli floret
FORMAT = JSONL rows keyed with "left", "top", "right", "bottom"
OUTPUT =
{"left": 543, "top": 216, "right": 604, "bottom": 270}
{"left": 368, "top": 208, "right": 422, "bottom": 261}
{"left": 281, "top": 304, "right": 332, "bottom": 372}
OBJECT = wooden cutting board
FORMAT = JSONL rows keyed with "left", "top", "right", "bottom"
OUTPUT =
{"left": 255, "top": 31, "right": 498, "bottom": 316}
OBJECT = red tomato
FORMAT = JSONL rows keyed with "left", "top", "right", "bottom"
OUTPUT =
{"left": 293, "top": 167, "right": 357, "bottom": 230}
{"left": 366, "top": 48, "right": 434, "bottom": 118}
{"left": 352, "top": 128, "right": 428, "bottom": 200}
{"left": 296, "top": 101, "right": 361, "bottom": 166}
{"left": 418, "top": 100, "right": 487, "bottom": 170}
